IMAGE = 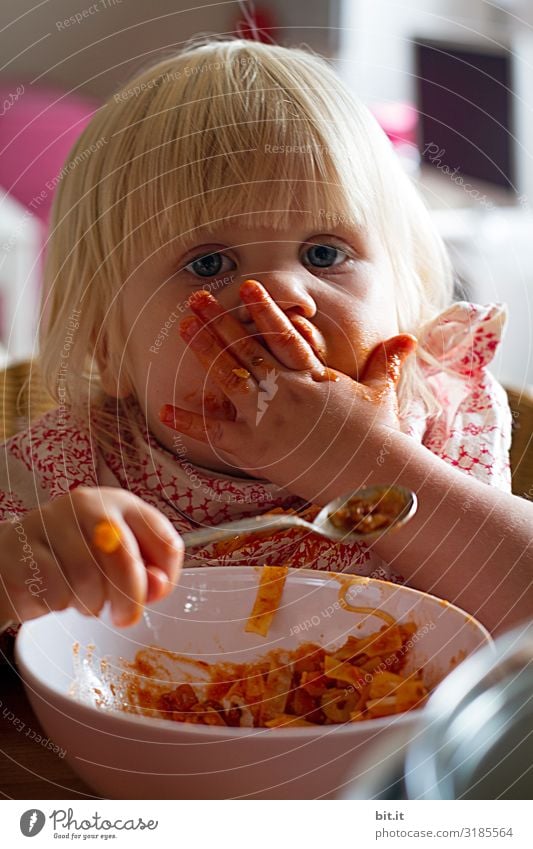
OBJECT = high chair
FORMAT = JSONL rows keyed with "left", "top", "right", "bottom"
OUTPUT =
{"left": 0, "top": 359, "right": 55, "bottom": 443}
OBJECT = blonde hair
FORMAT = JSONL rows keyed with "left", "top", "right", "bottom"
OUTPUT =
{"left": 40, "top": 36, "right": 453, "bottom": 430}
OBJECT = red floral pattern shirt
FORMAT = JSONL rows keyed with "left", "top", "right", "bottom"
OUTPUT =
{"left": 0, "top": 302, "right": 512, "bottom": 645}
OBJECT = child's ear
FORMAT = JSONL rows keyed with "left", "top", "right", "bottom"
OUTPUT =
{"left": 95, "top": 335, "right": 133, "bottom": 399}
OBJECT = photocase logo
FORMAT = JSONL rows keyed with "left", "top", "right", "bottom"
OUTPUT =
{"left": 20, "top": 809, "right": 46, "bottom": 837}
{"left": 256, "top": 369, "right": 279, "bottom": 425}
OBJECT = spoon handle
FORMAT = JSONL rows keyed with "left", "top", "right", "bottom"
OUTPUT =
{"left": 182, "top": 514, "right": 315, "bottom": 549}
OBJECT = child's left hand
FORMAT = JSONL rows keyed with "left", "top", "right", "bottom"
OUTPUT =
{"left": 160, "top": 280, "right": 416, "bottom": 503}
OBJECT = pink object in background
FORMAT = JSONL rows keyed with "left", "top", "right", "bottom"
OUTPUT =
{"left": 235, "top": 4, "right": 277, "bottom": 43}
{"left": 0, "top": 83, "right": 97, "bottom": 359}
{"left": 0, "top": 82, "right": 97, "bottom": 224}
{"left": 370, "top": 101, "right": 418, "bottom": 148}
{"left": 371, "top": 101, "right": 420, "bottom": 176}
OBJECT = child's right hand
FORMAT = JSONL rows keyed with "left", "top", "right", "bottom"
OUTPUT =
{"left": 0, "top": 487, "right": 184, "bottom": 628}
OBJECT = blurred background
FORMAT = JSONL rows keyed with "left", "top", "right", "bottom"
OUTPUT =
{"left": 1, "top": 0, "right": 532, "bottom": 390}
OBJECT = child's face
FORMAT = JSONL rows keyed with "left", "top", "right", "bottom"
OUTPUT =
{"left": 121, "top": 220, "right": 399, "bottom": 474}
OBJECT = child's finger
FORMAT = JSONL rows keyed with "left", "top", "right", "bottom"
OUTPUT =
{"left": 362, "top": 335, "right": 417, "bottom": 391}
{"left": 120, "top": 500, "right": 184, "bottom": 592}
{"left": 239, "top": 279, "right": 324, "bottom": 372}
{"left": 159, "top": 404, "right": 244, "bottom": 454}
{"left": 179, "top": 316, "right": 259, "bottom": 414}
{"left": 90, "top": 515, "right": 148, "bottom": 626}
{"left": 187, "top": 289, "right": 277, "bottom": 380}
{"left": 289, "top": 313, "right": 327, "bottom": 362}
{"left": 146, "top": 566, "right": 170, "bottom": 603}
{"left": 64, "top": 552, "right": 106, "bottom": 617}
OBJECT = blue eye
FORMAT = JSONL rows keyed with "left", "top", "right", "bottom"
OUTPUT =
{"left": 304, "top": 244, "right": 346, "bottom": 269}
{"left": 185, "top": 252, "right": 235, "bottom": 278}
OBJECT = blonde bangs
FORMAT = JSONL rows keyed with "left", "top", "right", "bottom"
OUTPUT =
{"left": 103, "top": 40, "right": 376, "bottom": 270}
{"left": 41, "top": 38, "right": 378, "bottom": 407}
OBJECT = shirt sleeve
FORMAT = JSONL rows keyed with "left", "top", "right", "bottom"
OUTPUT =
{"left": 418, "top": 302, "right": 512, "bottom": 491}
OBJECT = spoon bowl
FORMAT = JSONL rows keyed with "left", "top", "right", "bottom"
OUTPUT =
{"left": 182, "top": 484, "right": 417, "bottom": 549}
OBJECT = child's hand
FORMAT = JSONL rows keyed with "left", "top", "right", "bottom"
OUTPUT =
{"left": 0, "top": 487, "right": 184, "bottom": 627}
{"left": 160, "top": 281, "right": 416, "bottom": 502}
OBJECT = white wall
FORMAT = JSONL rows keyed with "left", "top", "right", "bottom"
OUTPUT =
{"left": 336, "top": 0, "right": 533, "bottom": 201}
{"left": 336, "top": 0, "right": 513, "bottom": 105}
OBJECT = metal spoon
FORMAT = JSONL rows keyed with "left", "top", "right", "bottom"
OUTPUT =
{"left": 181, "top": 485, "right": 417, "bottom": 549}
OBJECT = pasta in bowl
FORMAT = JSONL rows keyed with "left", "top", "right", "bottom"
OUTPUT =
{"left": 16, "top": 567, "right": 491, "bottom": 799}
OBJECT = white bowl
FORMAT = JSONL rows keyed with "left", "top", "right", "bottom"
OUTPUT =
{"left": 15, "top": 567, "right": 491, "bottom": 800}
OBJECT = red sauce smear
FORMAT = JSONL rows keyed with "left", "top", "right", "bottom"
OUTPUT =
{"left": 113, "top": 623, "right": 428, "bottom": 728}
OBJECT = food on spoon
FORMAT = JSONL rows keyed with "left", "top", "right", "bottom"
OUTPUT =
{"left": 329, "top": 487, "right": 407, "bottom": 535}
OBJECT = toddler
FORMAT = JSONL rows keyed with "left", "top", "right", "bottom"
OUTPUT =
{"left": 0, "top": 38, "right": 530, "bottom": 639}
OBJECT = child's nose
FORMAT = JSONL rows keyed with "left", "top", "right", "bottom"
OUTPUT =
{"left": 236, "top": 274, "right": 317, "bottom": 323}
